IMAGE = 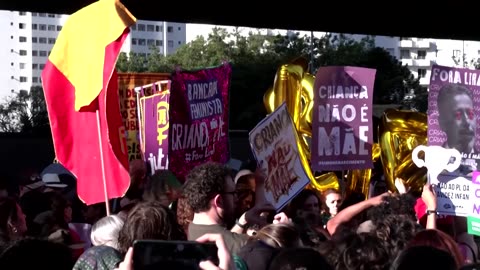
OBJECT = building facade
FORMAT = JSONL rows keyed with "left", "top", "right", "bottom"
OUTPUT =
{"left": 0, "top": 10, "right": 186, "bottom": 99}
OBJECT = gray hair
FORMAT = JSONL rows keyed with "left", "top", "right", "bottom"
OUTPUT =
{"left": 90, "top": 214, "right": 125, "bottom": 249}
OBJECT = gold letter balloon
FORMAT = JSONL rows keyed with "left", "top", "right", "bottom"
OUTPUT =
{"left": 378, "top": 109, "right": 427, "bottom": 193}
{"left": 264, "top": 58, "right": 339, "bottom": 192}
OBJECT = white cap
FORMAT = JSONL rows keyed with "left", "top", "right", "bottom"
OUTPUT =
{"left": 42, "top": 173, "right": 68, "bottom": 188}
{"left": 234, "top": 169, "right": 254, "bottom": 184}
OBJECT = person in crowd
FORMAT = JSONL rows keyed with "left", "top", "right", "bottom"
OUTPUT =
{"left": 391, "top": 246, "right": 457, "bottom": 270}
{"left": 268, "top": 247, "right": 333, "bottom": 270}
{"left": 335, "top": 233, "right": 390, "bottom": 270}
{"left": 320, "top": 188, "right": 343, "bottom": 225}
{"left": 237, "top": 223, "right": 301, "bottom": 270}
{"left": 117, "top": 200, "right": 185, "bottom": 254}
{"left": 90, "top": 214, "right": 124, "bottom": 250}
{"left": 0, "top": 238, "right": 75, "bottom": 270}
{"left": 176, "top": 196, "right": 194, "bottom": 235}
{"left": 234, "top": 171, "right": 256, "bottom": 221}
{"left": 408, "top": 229, "right": 464, "bottom": 268}
{"left": 183, "top": 162, "right": 286, "bottom": 255}
{"left": 0, "top": 197, "right": 27, "bottom": 251}
{"left": 73, "top": 245, "right": 123, "bottom": 270}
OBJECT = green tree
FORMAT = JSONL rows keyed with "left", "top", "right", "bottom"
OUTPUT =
{"left": 0, "top": 86, "right": 49, "bottom": 133}
{"left": 116, "top": 52, "right": 129, "bottom": 72}
{"left": 127, "top": 52, "right": 147, "bottom": 72}
{"left": 317, "top": 34, "right": 426, "bottom": 111}
{"left": 146, "top": 45, "right": 170, "bottom": 72}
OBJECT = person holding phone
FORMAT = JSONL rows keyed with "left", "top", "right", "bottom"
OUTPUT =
{"left": 115, "top": 234, "right": 233, "bottom": 270}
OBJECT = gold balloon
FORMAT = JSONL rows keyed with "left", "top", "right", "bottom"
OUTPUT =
{"left": 346, "top": 143, "right": 381, "bottom": 198}
{"left": 379, "top": 109, "right": 427, "bottom": 193}
{"left": 308, "top": 172, "right": 340, "bottom": 192}
{"left": 273, "top": 64, "right": 304, "bottom": 130}
{"left": 265, "top": 58, "right": 339, "bottom": 192}
{"left": 264, "top": 87, "right": 275, "bottom": 114}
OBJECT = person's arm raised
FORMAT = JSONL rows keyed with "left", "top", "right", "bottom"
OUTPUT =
{"left": 326, "top": 192, "right": 391, "bottom": 235}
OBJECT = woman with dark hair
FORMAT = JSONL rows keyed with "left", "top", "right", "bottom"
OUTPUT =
{"left": 408, "top": 229, "right": 463, "bottom": 268}
{"left": 287, "top": 189, "right": 329, "bottom": 246}
{"left": 117, "top": 200, "right": 186, "bottom": 254}
{"left": 237, "top": 223, "right": 301, "bottom": 270}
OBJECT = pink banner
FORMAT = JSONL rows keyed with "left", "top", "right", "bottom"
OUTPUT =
{"left": 169, "top": 63, "right": 231, "bottom": 182}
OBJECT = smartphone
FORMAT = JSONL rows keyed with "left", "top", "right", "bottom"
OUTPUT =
{"left": 133, "top": 240, "right": 219, "bottom": 270}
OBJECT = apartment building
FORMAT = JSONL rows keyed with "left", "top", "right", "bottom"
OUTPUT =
{"left": 0, "top": 10, "right": 186, "bottom": 99}
{"left": 349, "top": 35, "right": 480, "bottom": 87}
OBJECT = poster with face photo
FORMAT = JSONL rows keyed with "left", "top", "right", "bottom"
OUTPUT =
{"left": 427, "top": 64, "right": 480, "bottom": 216}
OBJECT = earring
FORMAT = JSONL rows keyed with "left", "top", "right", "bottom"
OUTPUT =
{"left": 12, "top": 226, "right": 18, "bottom": 234}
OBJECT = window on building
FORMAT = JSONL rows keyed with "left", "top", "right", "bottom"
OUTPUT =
{"left": 19, "top": 23, "right": 26, "bottom": 29}
{"left": 32, "top": 64, "right": 38, "bottom": 69}
{"left": 400, "top": 49, "right": 410, "bottom": 59}
{"left": 19, "top": 36, "right": 27, "bottom": 42}
{"left": 48, "top": 14, "right": 55, "bottom": 18}
{"left": 39, "top": 37, "right": 47, "bottom": 44}
{"left": 39, "top": 64, "right": 45, "bottom": 69}
{"left": 155, "top": 25, "right": 160, "bottom": 32}
{"left": 417, "top": 50, "right": 426, "bottom": 59}
{"left": 10, "top": 36, "right": 13, "bottom": 39}
{"left": 11, "top": 63, "right": 13, "bottom": 66}
{"left": 167, "top": 26, "right": 173, "bottom": 33}
{"left": 147, "top": 24, "right": 154, "bottom": 32}
{"left": 39, "top": 13, "right": 46, "bottom": 17}
{"left": 19, "top": 11, "right": 26, "bottom": 16}
{"left": 39, "top": 24, "right": 46, "bottom": 31}
{"left": 39, "top": 51, "right": 47, "bottom": 57}
{"left": 32, "top": 50, "right": 38, "bottom": 56}
{"left": 132, "top": 38, "right": 137, "bottom": 45}
{"left": 20, "top": 77, "right": 27, "bottom": 82}
{"left": 139, "top": 39, "right": 146, "bottom": 46}
{"left": 32, "top": 12, "right": 37, "bottom": 16}
{"left": 178, "top": 41, "right": 181, "bottom": 45}
{"left": 131, "top": 24, "right": 136, "bottom": 31}
{"left": 48, "top": 25, "right": 55, "bottom": 31}
{"left": 56, "top": 25, "right": 62, "bottom": 31}
{"left": 156, "top": 40, "right": 163, "bottom": 46}
{"left": 19, "top": 63, "right": 25, "bottom": 69}
{"left": 32, "top": 37, "right": 37, "bottom": 43}
{"left": 32, "top": 77, "right": 39, "bottom": 83}
{"left": 147, "top": 39, "right": 155, "bottom": 46}
{"left": 32, "top": 24, "right": 37, "bottom": 30}
{"left": 137, "top": 24, "right": 145, "bottom": 31}
{"left": 168, "top": 40, "right": 173, "bottom": 47}
{"left": 178, "top": 26, "right": 181, "bottom": 30}
{"left": 418, "top": 69, "right": 427, "bottom": 78}
{"left": 19, "top": 50, "right": 27, "bottom": 56}
{"left": 48, "top": 38, "right": 56, "bottom": 44}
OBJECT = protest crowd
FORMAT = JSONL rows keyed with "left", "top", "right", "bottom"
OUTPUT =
{"left": 0, "top": 158, "right": 477, "bottom": 270}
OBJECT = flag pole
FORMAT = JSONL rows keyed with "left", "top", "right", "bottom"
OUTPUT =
{"left": 96, "top": 109, "right": 111, "bottom": 216}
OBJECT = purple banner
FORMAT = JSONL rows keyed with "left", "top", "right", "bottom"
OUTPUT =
{"left": 169, "top": 63, "right": 231, "bottom": 183}
{"left": 311, "top": 66, "right": 376, "bottom": 171}
{"left": 140, "top": 91, "right": 170, "bottom": 175}
{"left": 429, "top": 65, "right": 480, "bottom": 176}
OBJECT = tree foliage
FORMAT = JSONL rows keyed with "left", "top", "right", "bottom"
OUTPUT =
{"left": 0, "top": 86, "right": 49, "bottom": 133}
{"left": 1, "top": 29, "right": 424, "bottom": 134}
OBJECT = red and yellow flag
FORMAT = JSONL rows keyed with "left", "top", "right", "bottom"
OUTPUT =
{"left": 42, "top": 0, "right": 136, "bottom": 205}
